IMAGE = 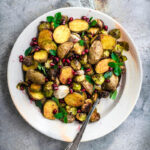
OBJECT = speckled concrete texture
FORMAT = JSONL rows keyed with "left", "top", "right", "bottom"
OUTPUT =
{"left": 0, "top": 0, "right": 150, "bottom": 150}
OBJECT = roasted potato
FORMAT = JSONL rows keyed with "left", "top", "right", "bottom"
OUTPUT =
{"left": 43, "top": 81, "right": 53, "bottom": 98}
{"left": 91, "top": 93, "right": 98, "bottom": 102}
{"left": 53, "top": 25, "right": 71, "bottom": 44}
{"left": 102, "top": 74, "right": 119, "bottom": 91}
{"left": 81, "top": 80, "right": 94, "bottom": 95}
{"left": 54, "top": 85, "right": 69, "bottom": 99}
{"left": 72, "top": 42, "right": 85, "bottom": 55}
{"left": 66, "top": 106, "right": 77, "bottom": 116}
{"left": 71, "top": 60, "right": 81, "bottom": 70}
{"left": 69, "top": 19, "right": 89, "bottom": 32}
{"left": 95, "top": 58, "right": 114, "bottom": 74}
{"left": 88, "top": 40, "right": 103, "bottom": 64}
{"left": 90, "top": 108, "right": 100, "bottom": 122}
{"left": 109, "top": 29, "right": 121, "bottom": 39}
{"left": 64, "top": 92, "right": 85, "bottom": 107}
{"left": 69, "top": 33, "right": 81, "bottom": 42}
{"left": 26, "top": 69, "right": 45, "bottom": 84}
{"left": 57, "top": 42, "right": 73, "bottom": 59}
{"left": 76, "top": 113, "right": 87, "bottom": 122}
{"left": 59, "top": 66, "right": 73, "bottom": 84}
{"left": 43, "top": 100, "right": 58, "bottom": 120}
{"left": 23, "top": 56, "right": 34, "bottom": 67}
{"left": 72, "top": 82, "right": 81, "bottom": 92}
{"left": 74, "top": 75, "right": 85, "bottom": 83}
{"left": 100, "top": 34, "right": 116, "bottom": 50}
{"left": 38, "top": 22, "right": 51, "bottom": 31}
{"left": 92, "top": 74, "right": 105, "bottom": 85}
{"left": 30, "top": 83, "right": 41, "bottom": 92}
{"left": 28, "top": 88, "right": 44, "bottom": 100}
{"left": 87, "top": 27, "right": 99, "bottom": 35}
{"left": 40, "top": 40, "right": 57, "bottom": 52}
{"left": 22, "top": 61, "right": 38, "bottom": 71}
{"left": 33, "top": 50, "right": 48, "bottom": 63}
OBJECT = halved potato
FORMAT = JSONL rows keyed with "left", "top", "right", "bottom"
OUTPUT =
{"left": 30, "top": 83, "right": 41, "bottom": 92}
{"left": 59, "top": 66, "right": 73, "bottom": 84}
{"left": 53, "top": 25, "right": 71, "bottom": 44}
{"left": 72, "top": 42, "right": 85, "bottom": 55}
{"left": 22, "top": 61, "right": 38, "bottom": 71}
{"left": 64, "top": 92, "right": 85, "bottom": 107}
{"left": 81, "top": 80, "right": 94, "bottom": 95}
{"left": 40, "top": 40, "right": 57, "bottom": 52}
{"left": 33, "top": 50, "right": 48, "bottom": 63}
{"left": 43, "top": 100, "right": 58, "bottom": 120}
{"left": 100, "top": 34, "right": 116, "bottom": 49}
{"left": 28, "top": 88, "right": 44, "bottom": 100}
{"left": 57, "top": 42, "right": 73, "bottom": 59}
{"left": 69, "top": 19, "right": 89, "bottom": 32}
{"left": 95, "top": 58, "right": 114, "bottom": 74}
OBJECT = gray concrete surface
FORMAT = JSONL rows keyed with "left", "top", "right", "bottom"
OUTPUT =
{"left": 0, "top": 0, "right": 150, "bottom": 150}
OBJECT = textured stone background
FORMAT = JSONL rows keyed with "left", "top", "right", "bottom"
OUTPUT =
{"left": 0, "top": 0, "right": 150, "bottom": 150}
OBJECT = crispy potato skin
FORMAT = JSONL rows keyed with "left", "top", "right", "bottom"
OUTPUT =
{"left": 33, "top": 50, "right": 48, "bottom": 63}
{"left": 90, "top": 108, "right": 100, "bottom": 122}
{"left": 69, "top": 19, "right": 89, "bottom": 32}
{"left": 43, "top": 100, "right": 58, "bottom": 120}
{"left": 72, "top": 43, "right": 85, "bottom": 55}
{"left": 81, "top": 80, "right": 94, "bottom": 95}
{"left": 88, "top": 40, "right": 103, "bottom": 64}
{"left": 95, "top": 58, "right": 114, "bottom": 74}
{"left": 64, "top": 92, "right": 85, "bottom": 107}
{"left": 59, "top": 66, "right": 73, "bottom": 84}
{"left": 53, "top": 25, "right": 71, "bottom": 44}
{"left": 22, "top": 61, "right": 38, "bottom": 71}
{"left": 28, "top": 88, "right": 44, "bottom": 100}
{"left": 100, "top": 34, "right": 116, "bottom": 49}
{"left": 57, "top": 42, "right": 73, "bottom": 59}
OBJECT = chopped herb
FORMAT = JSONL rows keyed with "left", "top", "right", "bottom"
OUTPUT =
{"left": 81, "top": 32, "right": 85, "bottom": 38}
{"left": 35, "top": 101, "right": 43, "bottom": 109}
{"left": 104, "top": 72, "right": 113, "bottom": 79}
{"left": 52, "top": 97, "right": 59, "bottom": 106}
{"left": 90, "top": 20, "right": 97, "bottom": 27}
{"left": 47, "top": 16, "right": 54, "bottom": 23}
{"left": 114, "top": 65, "right": 122, "bottom": 76}
{"left": 111, "top": 52, "right": 120, "bottom": 63}
{"left": 79, "top": 40, "right": 84, "bottom": 46}
{"left": 53, "top": 64, "right": 58, "bottom": 69}
{"left": 110, "top": 90, "right": 117, "bottom": 100}
{"left": 81, "top": 66, "right": 84, "bottom": 70}
{"left": 38, "top": 63, "right": 47, "bottom": 75}
{"left": 55, "top": 12, "right": 62, "bottom": 23}
{"left": 24, "top": 47, "right": 32, "bottom": 56}
{"left": 85, "top": 75, "right": 94, "bottom": 84}
{"left": 54, "top": 113, "right": 64, "bottom": 119}
{"left": 63, "top": 116, "right": 68, "bottom": 123}
{"left": 89, "top": 17, "right": 93, "bottom": 22}
{"left": 49, "top": 50, "right": 57, "bottom": 56}
{"left": 108, "top": 62, "right": 117, "bottom": 68}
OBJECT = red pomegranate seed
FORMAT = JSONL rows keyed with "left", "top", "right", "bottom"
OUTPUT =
{"left": 19, "top": 58, "right": 23, "bottom": 62}
{"left": 86, "top": 68, "right": 91, "bottom": 72}
{"left": 94, "top": 89, "right": 98, "bottom": 93}
{"left": 55, "top": 57, "right": 59, "bottom": 62}
{"left": 53, "top": 109, "right": 57, "bottom": 114}
{"left": 50, "top": 55, "right": 54, "bottom": 59}
{"left": 86, "top": 18, "right": 90, "bottom": 23}
{"left": 85, "top": 49, "right": 89, "bottom": 53}
{"left": 30, "top": 41, "right": 34, "bottom": 46}
{"left": 82, "top": 16, "right": 87, "bottom": 20}
{"left": 70, "top": 89, "right": 73, "bottom": 93}
{"left": 20, "top": 86, "right": 24, "bottom": 90}
{"left": 73, "top": 70, "right": 78, "bottom": 76}
{"left": 76, "top": 55, "right": 79, "bottom": 59}
{"left": 66, "top": 59, "right": 70, "bottom": 64}
{"left": 33, "top": 41, "right": 38, "bottom": 45}
{"left": 30, "top": 97, "right": 34, "bottom": 101}
{"left": 81, "top": 88, "right": 86, "bottom": 92}
{"left": 105, "top": 79, "right": 110, "bottom": 83}
{"left": 104, "top": 25, "right": 108, "bottom": 31}
{"left": 32, "top": 37, "right": 37, "bottom": 41}
{"left": 68, "top": 78, "right": 72, "bottom": 82}
{"left": 34, "top": 47, "right": 39, "bottom": 51}
{"left": 53, "top": 83, "right": 58, "bottom": 88}
{"left": 69, "top": 17, "right": 73, "bottom": 21}
{"left": 62, "top": 58, "right": 66, "bottom": 63}
{"left": 82, "top": 51, "right": 85, "bottom": 55}
{"left": 62, "top": 20, "right": 66, "bottom": 25}
{"left": 59, "top": 99, "right": 65, "bottom": 103}
{"left": 87, "top": 95, "right": 91, "bottom": 98}
{"left": 54, "top": 87, "right": 58, "bottom": 90}
{"left": 45, "top": 78, "right": 48, "bottom": 82}
{"left": 109, "top": 67, "right": 113, "bottom": 71}
{"left": 69, "top": 84, "right": 73, "bottom": 88}
{"left": 58, "top": 65, "right": 62, "bottom": 69}
{"left": 50, "top": 62, "right": 55, "bottom": 66}
{"left": 70, "top": 56, "right": 73, "bottom": 60}
{"left": 77, "top": 109, "right": 81, "bottom": 113}
{"left": 19, "top": 55, "right": 23, "bottom": 59}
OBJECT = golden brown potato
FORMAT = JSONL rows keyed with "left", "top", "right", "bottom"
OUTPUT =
{"left": 28, "top": 88, "right": 44, "bottom": 100}
{"left": 53, "top": 25, "right": 71, "bottom": 44}
{"left": 38, "top": 30, "right": 53, "bottom": 47}
{"left": 30, "top": 83, "right": 41, "bottom": 92}
{"left": 81, "top": 80, "right": 94, "bottom": 95}
{"left": 59, "top": 66, "right": 73, "bottom": 84}
{"left": 95, "top": 58, "right": 114, "bottom": 74}
{"left": 40, "top": 40, "right": 57, "bottom": 52}
{"left": 57, "top": 42, "right": 73, "bottom": 59}
{"left": 26, "top": 69, "right": 45, "bottom": 84}
{"left": 22, "top": 61, "right": 38, "bottom": 71}
{"left": 72, "top": 42, "right": 85, "bottom": 55}
{"left": 69, "top": 19, "right": 89, "bottom": 32}
{"left": 102, "top": 74, "right": 119, "bottom": 91}
{"left": 100, "top": 34, "right": 116, "bottom": 49}
{"left": 88, "top": 40, "right": 103, "bottom": 64}
{"left": 43, "top": 100, "right": 58, "bottom": 120}
{"left": 33, "top": 50, "right": 48, "bottom": 63}
{"left": 64, "top": 92, "right": 85, "bottom": 107}
{"left": 87, "top": 27, "right": 100, "bottom": 35}
{"left": 90, "top": 108, "right": 100, "bottom": 122}
{"left": 71, "top": 60, "right": 81, "bottom": 70}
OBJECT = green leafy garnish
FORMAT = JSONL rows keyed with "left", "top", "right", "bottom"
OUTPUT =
{"left": 104, "top": 72, "right": 113, "bottom": 79}
{"left": 89, "top": 17, "right": 93, "bottom": 22}
{"left": 110, "top": 90, "right": 117, "bottom": 100}
{"left": 49, "top": 50, "right": 57, "bottom": 56}
{"left": 54, "top": 113, "right": 64, "bottom": 119}
{"left": 79, "top": 40, "right": 84, "bottom": 46}
{"left": 81, "top": 66, "right": 84, "bottom": 70}
{"left": 90, "top": 20, "right": 97, "bottom": 27}
{"left": 111, "top": 52, "right": 120, "bottom": 63}
{"left": 55, "top": 12, "right": 62, "bottom": 23}
{"left": 85, "top": 75, "right": 94, "bottom": 84}
{"left": 81, "top": 32, "right": 85, "bottom": 38}
{"left": 52, "top": 97, "right": 59, "bottom": 105}
{"left": 47, "top": 16, "right": 54, "bottom": 23}
{"left": 53, "top": 64, "right": 58, "bottom": 69}
{"left": 24, "top": 47, "right": 32, "bottom": 56}
{"left": 35, "top": 101, "right": 43, "bottom": 109}
{"left": 63, "top": 116, "right": 68, "bottom": 123}
{"left": 38, "top": 63, "right": 47, "bottom": 75}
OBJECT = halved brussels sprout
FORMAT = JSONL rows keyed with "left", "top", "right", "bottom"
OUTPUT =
{"left": 72, "top": 82, "right": 81, "bottom": 92}
{"left": 91, "top": 93, "right": 98, "bottom": 102}
{"left": 66, "top": 114, "right": 75, "bottom": 123}
{"left": 71, "top": 60, "right": 81, "bottom": 71}
{"left": 45, "top": 59, "right": 53, "bottom": 69}
{"left": 38, "top": 22, "right": 51, "bottom": 31}
{"left": 80, "top": 54, "right": 88, "bottom": 65}
{"left": 81, "top": 99, "right": 93, "bottom": 113}
{"left": 28, "top": 88, "right": 45, "bottom": 100}
{"left": 76, "top": 113, "right": 87, "bottom": 122}
{"left": 43, "top": 81, "right": 53, "bottom": 98}
{"left": 74, "top": 75, "right": 85, "bottom": 83}
{"left": 109, "top": 29, "right": 121, "bottom": 39}
{"left": 90, "top": 108, "right": 100, "bottom": 122}
{"left": 103, "top": 50, "right": 110, "bottom": 57}
{"left": 23, "top": 56, "right": 34, "bottom": 67}
{"left": 66, "top": 106, "right": 77, "bottom": 116}
{"left": 48, "top": 68, "right": 58, "bottom": 81}
{"left": 22, "top": 61, "right": 38, "bottom": 72}
{"left": 92, "top": 74, "right": 105, "bottom": 85}
{"left": 117, "top": 41, "right": 129, "bottom": 51}
{"left": 87, "top": 27, "right": 99, "bottom": 35}
{"left": 113, "top": 44, "right": 124, "bottom": 55}
{"left": 30, "top": 83, "right": 41, "bottom": 92}
{"left": 96, "top": 19, "right": 104, "bottom": 29}
{"left": 120, "top": 55, "right": 127, "bottom": 62}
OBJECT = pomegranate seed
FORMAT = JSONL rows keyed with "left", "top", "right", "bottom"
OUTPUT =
{"left": 109, "top": 67, "right": 113, "bottom": 71}
{"left": 81, "top": 88, "right": 86, "bottom": 92}
{"left": 87, "top": 95, "right": 91, "bottom": 98}
{"left": 82, "top": 16, "right": 87, "bottom": 20}
{"left": 53, "top": 109, "right": 57, "bottom": 114}
{"left": 70, "top": 89, "right": 73, "bottom": 93}
{"left": 86, "top": 18, "right": 90, "bottom": 23}
{"left": 50, "top": 62, "right": 55, "bottom": 66}
{"left": 67, "top": 81, "right": 71, "bottom": 85}
{"left": 68, "top": 78, "right": 72, "bottom": 82}
{"left": 73, "top": 70, "right": 78, "bottom": 76}
{"left": 19, "top": 55, "right": 23, "bottom": 59}
{"left": 70, "top": 56, "right": 73, "bottom": 60}
{"left": 75, "top": 55, "right": 80, "bottom": 59}
{"left": 58, "top": 65, "right": 62, "bottom": 69}
{"left": 82, "top": 51, "right": 85, "bottom": 55}
{"left": 69, "top": 84, "right": 73, "bottom": 88}
{"left": 69, "top": 17, "right": 73, "bottom": 21}
{"left": 32, "top": 37, "right": 37, "bottom": 41}
{"left": 104, "top": 25, "right": 108, "bottom": 31}
{"left": 54, "top": 57, "right": 59, "bottom": 62}
{"left": 66, "top": 59, "right": 70, "bottom": 64}
{"left": 77, "top": 109, "right": 81, "bottom": 113}
{"left": 85, "top": 49, "right": 89, "bottom": 53}
{"left": 54, "top": 87, "right": 58, "bottom": 90}
{"left": 50, "top": 55, "right": 54, "bottom": 59}
{"left": 105, "top": 79, "right": 110, "bottom": 83}
{"left": 33, "top": 41, "right": 38, "bottom": 45}
{"left": 62, "top": 58, "right": 66, "bottom": 63}
{"left": 94, "top": 90, "right": 98, "bottom": 93}
{"left": 86, "top": 68, "right": 91, "bottom": 72}
{"left": 20, "top": 86, "right": 24, "bottom": 90}
{"left": 45, "top": 78, "right": 48, "bottom": 82}
{"left": 30, "top": 41, "right": 34, "bottom": 46}
{"left": 59, "top": 99, "right": 65, "bottom": 103}
{"left": 30, "top": 97, "right": 34, "bottom": 101}
{"left": 34, "top": 47, "right": 39, "bottom": 51}
{"left": 53, "top": 83, "right": 58, "bottom": 88}
{"left": 62, "top": 20, "right": 66, "bottom": 25}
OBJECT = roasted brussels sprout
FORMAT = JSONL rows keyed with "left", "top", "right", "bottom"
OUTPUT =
{"left": 90, "top": 108, "right": 100, "bottom": 122}
{"left": 30, "top": 83, "right": 41, "bottom": 92}
{"left": 64, "top": 114, "right": 75, "bottom": 123}
{"left": 76, "top": 113, "right": 87, "bottom": 122}
{"left": 71, "top": 60, "right": 81, "bottom": 70}
{"left": 76, "top": 70, "right": 85, "bottom": 75}
{"left": 45, "top": 59, "right": 53, "bottom": 69}
{"left": 22, "top": 61, "right": 38, "bottom": 72}
{"left": 120, "top": 55, "right": 127, "bottom": 62}
{"left": 94, "top": 85, "right": 102, "bottom": 92}
{"left": 28, "top": 88, "right": 45, "bottom": 100}
{"left": 103, "top": 50, "right": 110, "bottom": 57}
{"left": 48, "top": 68, "right": 58, "bottom": 81}
{"left": 113, "top": 44, "right": 124, "bottom": 55}
{"left": 72, "top": 82, "right": 81, "bottom": 92}
{"left": 80, "top": 54, "right": 88, "bottom": 65}
{"left": 87, "top": 27, "right": 99, "bottom": 35}
{"left": 38, "top": 22, "right": 51, "bottom": 31}
{"left": 66, "top": 106, "right": 77, "bottom": 116}
{"left": 81, "top": 80, "right": 94, "bottom": 95}
{"left": 74, "top": 75, "right": 85, "bottom": 83}
{"left": 96, "top": 19, "right": 104, "bottom": 29}
{"left": 69, "top": 33, "right": 81, "bottom": 43}
{"left": 72, "top": 42, "right": 85, "bottom": 55}
{"left": 33, "top": 50, "right": 48, "bottom": 63}
{"left": 43, "top": 81, "right": 53, "bottom": 98}
{"left": 61, "top": 15, "right": 68, "bottom": 23}
{"left": 81, "top": 99, "right": 93, "bottom": 113}
{"left": 99, "top": 90, "right": 109, "bottom": 98}
{"left": 23, "top": 56, "right": 34, "bottom": 66}
{"left": 91, "top": 93, "right": 98, "bottom": 102}
{"left": 84, "top": 64, "right": 94, "bottom": 75}
{"left": 117, "top": 41, "right": 129, "bottom": 51}
{"left": 83, "top": 35, "right": 90, "bottom": 48}
{"left": 92, "top": 74, "right": 105, "bottom": 85}
{"left": 16, "top": 81, "right": 28, "bottom": 90}
{"left": 109, "top": 29, "right": 121, "bottom": 39}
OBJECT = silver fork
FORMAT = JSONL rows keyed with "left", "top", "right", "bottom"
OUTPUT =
{"left": 65, "top": 98, "right": 101, "bottom": 150}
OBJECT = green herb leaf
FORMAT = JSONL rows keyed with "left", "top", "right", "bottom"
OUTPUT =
{"left": 110, "top": 90, "right": 117, "bottom": 100}
{"left": 85, "top": 75, "right": 94, "bottom": 84}
{"left": 52, "top": 97, "right": 60, "bottom": 106}
{"left": 118, "top": 62, "right": 124, "bottom": 66}
{"left": 24, "top": 47, "right": 32, "bottom": 56}
{"left": 108, "top": 62, "right": 117, "bottom": 68}
{"left": 89, "top": 17, "right": 93, "bottom": 22}
{"left": 53, "top": 65, "right": 58, "bottom": 69}
{"left": 54, "top": 113, "right": 64, "bottom": 119}
{"left": 63, "top": 116, "right": 68, "bottom": 123}
{"left": 49, "top": 50, "right": 57, "bottom": 56}
{"left": 111, "top": 52, "right": 120, "bottom": 63}
{"left": 104, "top": 72, "right": 113, "bottom": 79}
{"left": 90, "top": 20, "right": 97, "bottom": 27}
{"left": 81, "top": 66, "right": 84, "bottom": 70}
{"left": 38, "top": 63, "right": 42, "bottom": 70}
{"left": 79, "top": 40, "right": 84, "bottom": 46}
{"left": 114, "top": 65, "right": 122, "bottom": 76}
{"left": 35, "top": 101, "right": 43, "bottom": 110}
{"left": 81, "top": 32, "right": 85, "bottom": 38}
{"left": 47, "top": 16, "right": 54, "bottom": 23}
{"left": 55, "top": 12, "right": 62, "bottom": 22}
{"left": 38, "top": 63, "right": 47, "bottom": 75}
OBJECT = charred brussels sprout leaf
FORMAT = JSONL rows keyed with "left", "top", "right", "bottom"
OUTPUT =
{"left": 109, "top": 29, "right": 121, "bottom": 39}
{"left": 118, "top": 41, "right": 129, "bottom": 51}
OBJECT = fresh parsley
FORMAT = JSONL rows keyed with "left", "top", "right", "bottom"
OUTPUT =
{"left": 24, "top": 47, "right": 32, "bottom": 56}
{"left": 47, "top": 16, "right": 54, "bottom": 23}
{"left": 49, "top": 50, "right": 57, "bottom": 56}
{"left": 38, "top": 63, "right": 47, "bottom": 75}
{"left": 90, "top": 20, "right": 97, "bottom": 27}
{"left": 85, "top": 75, "right": 94, "bottom": 84}
{"left": 81, "top": 66, "right": 84, "bottom": 70}
{"left": 89, "top": 17, "right": 93, "bottom": 22}
{"left": 79, "top": 40, "right": 84, "bottom": 46}
{"left": 53, "top": 64, "right": 58, "bottom": 69}
{"left": 110, "top": 90, "right": 117, "bottom": 100}
{"left": 35, "top": 101, "right": 43, "bottom": 110}
{"left": 104, "top": 72, "right": 113, "bottom": 79}
{"left": 81, "top": 32, "right": 85, "bottom": 38}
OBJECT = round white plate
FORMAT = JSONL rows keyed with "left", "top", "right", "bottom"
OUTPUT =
{"left": 7, "top": 7, "right": 142, "bottom": 142}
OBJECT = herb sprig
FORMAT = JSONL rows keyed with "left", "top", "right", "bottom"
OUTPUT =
{"left": 79, "top": 40, "right": 84, "bottom": 46}
{"left": 38, "top": 63, "right": 47, "bottom": 75}
{"left": 49, "top": 50, "right": 57, "bottom": 56}
{"left": 110, "top": 90, "right": 117, "bottom": 100}
{"left": 24, "top": 47, "right": 32, "bottom": 56}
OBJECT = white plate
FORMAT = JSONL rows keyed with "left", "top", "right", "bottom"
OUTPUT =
{"left": 7, "top": 7, "right": 142, "bottom": 142}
